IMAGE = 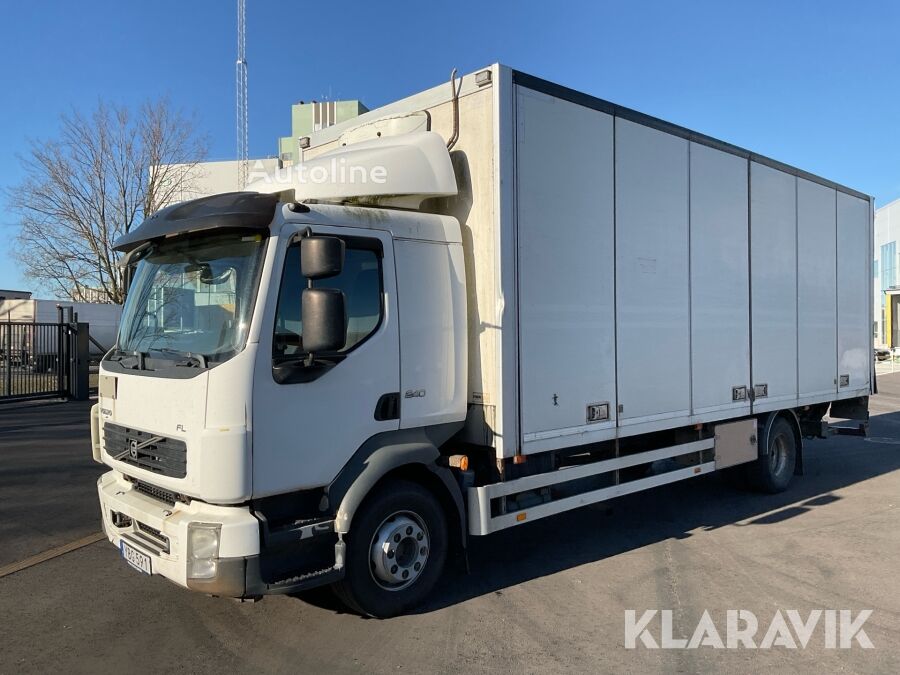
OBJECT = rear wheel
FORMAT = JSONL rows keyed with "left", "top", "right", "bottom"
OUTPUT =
{"left": 749, "top": 416, "right": 796, "bottom": 493}
{"left": 332, "top": 480, "right": 447, "bottom": 618}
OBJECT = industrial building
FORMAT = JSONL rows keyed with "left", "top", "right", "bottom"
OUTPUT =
{"left": 875, "top": 198, "right": 900, "bottom": 347}
{"left": 277, "top": 100, "right": 368, "bottom": 165}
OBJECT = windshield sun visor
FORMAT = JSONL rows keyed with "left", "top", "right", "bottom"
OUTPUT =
{"left": 114, "top": 191, "right": 279, "bottom": 253}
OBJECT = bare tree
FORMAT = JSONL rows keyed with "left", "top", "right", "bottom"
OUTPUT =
{"left": 7, "top": 99, "right": 208, "bottom": 304}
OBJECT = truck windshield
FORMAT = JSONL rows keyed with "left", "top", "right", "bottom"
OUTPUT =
{"left": 115, "top": 233, "right": 266, "bottom": 365}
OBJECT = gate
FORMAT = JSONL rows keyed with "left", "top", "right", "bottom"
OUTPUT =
{"left": 0, "top": 321, "right": 87, "bottom": 402}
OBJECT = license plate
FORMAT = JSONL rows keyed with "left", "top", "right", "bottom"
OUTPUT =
{"left": 120, "top": 541, "right": 152, "bottom": 575}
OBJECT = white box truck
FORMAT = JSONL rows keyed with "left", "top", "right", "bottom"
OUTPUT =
{"left": 92, "top": 65, "right": 873, "bottom": 617}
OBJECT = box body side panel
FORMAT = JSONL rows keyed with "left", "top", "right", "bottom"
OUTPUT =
{"left": 750, "top": 162, "right": 799, "bottom": 413}
{"left": 689, "top": 143, "right": 751, "bottom": 417}
{"left": 837, "top": 192, "right": 873, "bottom": 398}
{"left": 515, "top": 87, "right": 617, "bottom": 449}
{"left": 614, "top": 119, "right": 691, "bottom": 426}
{"left": 798, "top": 178, "right": 838, "bottom": 400}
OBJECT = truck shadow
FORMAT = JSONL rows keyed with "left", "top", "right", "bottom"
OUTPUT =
{"left": 299, "top": 408, "right": 900, "bottom": 616}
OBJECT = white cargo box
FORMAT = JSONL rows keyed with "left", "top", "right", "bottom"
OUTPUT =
{"left": 299, "top": 65, "right": 873, "bottom": 459}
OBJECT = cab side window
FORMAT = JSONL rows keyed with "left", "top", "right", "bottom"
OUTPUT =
{"left": 273, "top": 240, "right": 382, "bottom": 358}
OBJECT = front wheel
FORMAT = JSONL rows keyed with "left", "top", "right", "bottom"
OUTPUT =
{"left": 332, "top": 480, "right": 448, "bottom": 618}
{"left": 748, "top": 416, "right": 797, "bottom": 493}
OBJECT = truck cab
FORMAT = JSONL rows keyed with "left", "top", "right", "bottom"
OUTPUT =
{"left": 94, "top": 132, "right": 470, "bottom": 617}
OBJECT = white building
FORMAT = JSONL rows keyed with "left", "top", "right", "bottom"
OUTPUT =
{"left": 874, "top": 198, "right": 900, "bottom": 347}
{"left": 158, "top": 158, "right": 281, "bottom": 208}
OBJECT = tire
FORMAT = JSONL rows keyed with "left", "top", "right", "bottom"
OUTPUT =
{"left": 332, "top": 480, "right": 448, "bottom": 618}
{"left": 748, "top": 417, "right": 796, "bottom": 493}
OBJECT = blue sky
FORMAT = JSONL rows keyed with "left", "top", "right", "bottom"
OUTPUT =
{"left": 1, "top": 0, "right": 897, "bottom": 294}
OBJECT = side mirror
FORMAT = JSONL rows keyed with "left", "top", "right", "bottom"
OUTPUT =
{"left": 301, "top": 236, "right": 345, "bottom": 280}
{"left": 301, "top": 287, "right": 347, "bottom": 354}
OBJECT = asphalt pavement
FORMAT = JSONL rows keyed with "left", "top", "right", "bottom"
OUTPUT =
{"left": 1, "top": 380, "right": 898, "bottom": 674}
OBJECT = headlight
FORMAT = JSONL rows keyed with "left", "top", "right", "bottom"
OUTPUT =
{"left": 187, "top": 523, "right": 221, "bottom": 579}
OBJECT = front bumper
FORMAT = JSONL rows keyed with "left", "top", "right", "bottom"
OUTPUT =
{"left": 97, "top": 471, "right": 344, "bottom": 597}
{"left": 97, "top": 471, "right": 260, "bottom": 596}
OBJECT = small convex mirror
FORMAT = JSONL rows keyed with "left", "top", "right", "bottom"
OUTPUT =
{"left": 300, "top": 236, "right": 345, "bottom": 279}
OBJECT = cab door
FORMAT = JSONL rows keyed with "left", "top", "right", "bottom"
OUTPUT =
{"left": 252, "top": 225, "right": 399, "bottom": 496}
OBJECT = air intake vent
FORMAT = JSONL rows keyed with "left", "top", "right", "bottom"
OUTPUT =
{"left": 127, "top": 477, "right": 186, "bottom": 506}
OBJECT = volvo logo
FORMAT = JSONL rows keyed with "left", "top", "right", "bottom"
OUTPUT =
{"left": 110, "top": 435, "right": 163, "bottom": 462}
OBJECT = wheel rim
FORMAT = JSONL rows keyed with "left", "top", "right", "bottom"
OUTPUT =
{"left": 769, "top": 433, "right": 789, "bottom": 476}
{"left": 369, "top": 510, "right": 430, "bottom": 591}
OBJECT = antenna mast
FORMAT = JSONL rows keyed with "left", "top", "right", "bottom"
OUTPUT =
{"left": 236, "top": 0, "right": 248, "bottom": 188}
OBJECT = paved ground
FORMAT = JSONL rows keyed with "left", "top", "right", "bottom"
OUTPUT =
{"left": 1, "top": 381, "right": 899, "bottom": 674}
{"left": 876, "top": 357, "right": 900, "bottom": 376}
{"left": 0, "top": 399, "right": 101, "bottom": 567}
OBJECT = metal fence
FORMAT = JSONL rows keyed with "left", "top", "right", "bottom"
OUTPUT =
{"left": 0, "top": 322, "right": 77, "bottom": 402}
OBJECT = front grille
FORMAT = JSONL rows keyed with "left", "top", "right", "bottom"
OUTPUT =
{"left": 128, "top": 477, "right": 186, "bottom": 506}
{"left": 103, "top": 423, "right": 187, "bottom": 478}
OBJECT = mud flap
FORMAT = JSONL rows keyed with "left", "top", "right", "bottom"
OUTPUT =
{"left": 828, "top": 396, "right": 869, "bottom": 440}
{"left": 829, "top": 396, "right": 869, "bottom": 422}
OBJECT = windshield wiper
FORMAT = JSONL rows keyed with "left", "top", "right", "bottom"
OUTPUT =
{"left": 155, "top": 348, "right": 208, "bottom": 369}
{"left": 107, "top": 349, "right": 149, "bottom": 370}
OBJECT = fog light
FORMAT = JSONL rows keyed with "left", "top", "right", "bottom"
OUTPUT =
{"left": 188, "top": 523, "right": 221, "bottom": 579}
